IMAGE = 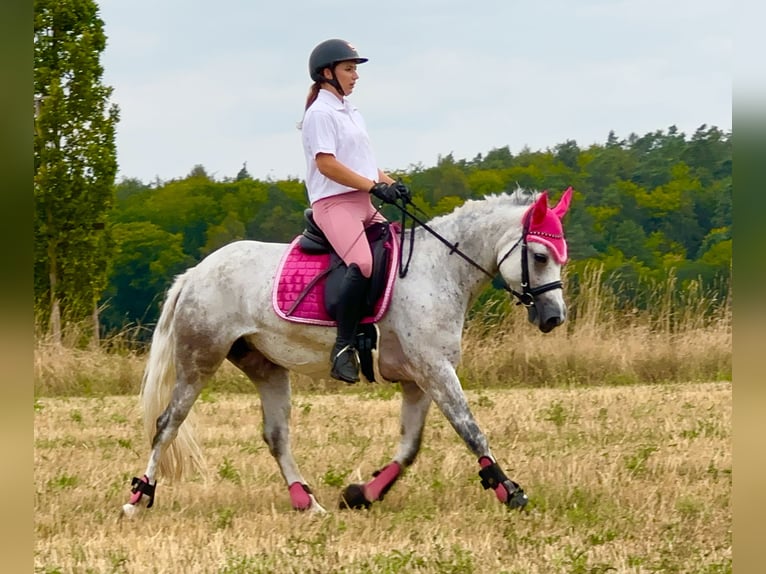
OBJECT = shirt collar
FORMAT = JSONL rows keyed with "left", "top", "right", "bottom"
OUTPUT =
{"left": 318, "top": 88, "right": 353, "bottom": 112}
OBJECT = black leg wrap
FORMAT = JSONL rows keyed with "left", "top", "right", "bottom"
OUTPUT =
{"left": 478, "top": 462, "right": 528, "bottom": 510}
{"left": 339, "top": 483, "right": 372, "bottom": 510}
{"left": 478, "top": 462, "right": 508, "bottom": 490}
{"left": 131, "top": 476, "right": 156, "bottom": 508}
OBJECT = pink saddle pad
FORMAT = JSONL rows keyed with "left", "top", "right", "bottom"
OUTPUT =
{"left": 272, "top": 231, "right": 399, "bottom": 326}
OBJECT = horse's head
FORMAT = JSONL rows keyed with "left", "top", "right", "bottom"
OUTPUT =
{"left": 498, "top": 187, "right": 573, "bottom": 333}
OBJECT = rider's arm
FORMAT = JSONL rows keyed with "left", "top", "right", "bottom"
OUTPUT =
{"left": 315, "top": 153, "right": 377, "bottom": 191}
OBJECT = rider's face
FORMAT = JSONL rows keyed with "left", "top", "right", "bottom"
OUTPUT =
{"left": 324, "top": 61, "right": 359, "bottom": 96}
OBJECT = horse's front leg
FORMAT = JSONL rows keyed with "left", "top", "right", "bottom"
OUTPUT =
{"left": 423, "top": 361, "right": 528, "bottom": 510}
{"left": 340, "top": 380, "right": 431, "bottom": 509}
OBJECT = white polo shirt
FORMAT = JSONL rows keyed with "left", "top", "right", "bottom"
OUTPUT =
{"left": 301, "top": 89, "right": 379, "bottom": 204}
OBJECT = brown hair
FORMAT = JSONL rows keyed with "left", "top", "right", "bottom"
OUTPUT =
{"left": 304, "top": 82, "right": 322, "bottom": 111}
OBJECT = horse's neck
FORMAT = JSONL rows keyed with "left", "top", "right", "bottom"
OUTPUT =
{"left": 422, "top": 199, "right": 523, "bottom": 305}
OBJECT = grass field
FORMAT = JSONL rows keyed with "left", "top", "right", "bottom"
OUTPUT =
{"left": 34, "top": 381, "right": 731, "bottom": 574}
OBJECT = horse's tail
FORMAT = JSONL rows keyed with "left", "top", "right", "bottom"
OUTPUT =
{"left": 139, "top": 271, "right": 205, "bottom": 482}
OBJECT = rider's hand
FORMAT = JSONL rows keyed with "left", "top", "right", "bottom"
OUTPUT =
{"left": 393, "top": 181, "right": 412, "bottom": 203}
{"left": 369, "top": 182, "right": 399, "bottom": 204}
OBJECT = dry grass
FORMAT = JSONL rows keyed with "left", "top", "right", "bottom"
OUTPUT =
{"left": 34, "top": 264, "right": 731, "bottom": 397}
{"left": 33, "top": 267, "right": 732, "bottom": 571}
{"left": 33, "top": 317, "right": 731, "bottom": 397}
{"left": 460, "top": 312, "right": 731, "bottom": 389}
{"left": 459, "top": 268, "right": 731, "bottom": 389}
{"left": 33, "top": 309, "right": 731, "bottom": 398}
{"left": 34, "top": 382, "right": 731, "bottom": 573}
{"left": 34, "top": 337, "right": 142, "bottom": 397}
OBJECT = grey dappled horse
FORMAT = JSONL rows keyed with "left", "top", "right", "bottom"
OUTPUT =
{"left": 122, "top": 187, "right": 573, "bottom": 516}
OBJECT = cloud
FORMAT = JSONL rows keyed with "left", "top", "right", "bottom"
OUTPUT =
{"left": 99, "top": 0, "right": 731, "bottom": 183}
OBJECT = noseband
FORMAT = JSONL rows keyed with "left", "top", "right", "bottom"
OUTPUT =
{"left": 392, "top": 201, "right": 563, "bottom": 308}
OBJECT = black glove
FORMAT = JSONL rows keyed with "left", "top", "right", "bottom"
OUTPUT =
{"left": 369, "top": 182, "right": 399, "bottom": 204}
{"left": 393, "top": 181, "right": 412, "bottom": 203}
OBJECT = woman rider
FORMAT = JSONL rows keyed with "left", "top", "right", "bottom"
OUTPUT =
{"left": 300, "top": 38, "right": 410, "bottom": 383}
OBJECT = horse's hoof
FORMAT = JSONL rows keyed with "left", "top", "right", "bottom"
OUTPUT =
{"left": 121, "top": 503, "right": 140, "bottom": 519}
{"left": 309, "top": 500, "right": 328, "bottom": 514}
{"left": 339, "top": 483, "right": 372, "bottom": 510}
{"left": 507, "top": 488, "right": 529, "bottom": 510}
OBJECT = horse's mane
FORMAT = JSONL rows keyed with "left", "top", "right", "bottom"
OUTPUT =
{"left": 461, "top": 186, "right": 539, "bottom": 212}
{"left": 405, "top": 187, "right": 539, "bottom": 237}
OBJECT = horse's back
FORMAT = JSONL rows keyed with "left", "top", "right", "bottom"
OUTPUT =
{"left": 177, "top": 238, "right": 336, "bottom": 375}
{"left": 200, "top": 239, "right": 287, "bottom": 266}
{"left": 173, "top": 240, "right": 290, "bottom": 337}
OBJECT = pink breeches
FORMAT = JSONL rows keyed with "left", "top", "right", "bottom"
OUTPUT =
{"left": 311, "top": 190, "right": 387, "bottom": 278}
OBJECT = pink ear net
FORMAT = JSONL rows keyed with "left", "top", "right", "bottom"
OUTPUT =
{"left": 524, "top": 187, "right": 573, "bottom": 264}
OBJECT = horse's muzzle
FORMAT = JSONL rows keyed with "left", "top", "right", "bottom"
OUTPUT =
{"left": 527, "top": 304, "right": 566, "bottom": 333}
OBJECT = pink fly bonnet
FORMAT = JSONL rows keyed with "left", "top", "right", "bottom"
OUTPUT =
{"left": 522, "top": 187, "right": 573, "bottom": 264}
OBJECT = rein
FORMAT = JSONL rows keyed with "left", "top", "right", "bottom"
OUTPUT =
{"left": 395, "top": 202, "right": 496, "bottom": 280}
{"left": 390, "top": 199, "right": 563, "bottom": 307}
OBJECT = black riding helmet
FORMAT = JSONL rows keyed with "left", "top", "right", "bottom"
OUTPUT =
{"left": 309, "top": 39, "right": 368, "bottom": 95}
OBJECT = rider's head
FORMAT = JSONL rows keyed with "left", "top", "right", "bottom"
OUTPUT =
{"left": 308, "top": 39, "right": 368, "bottom": 96}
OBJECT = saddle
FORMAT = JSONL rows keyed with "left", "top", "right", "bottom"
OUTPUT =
{"left": 272, "top": 209, "right": 400, "bottom": 382}
{"left": 297, "top": 209, "right": 393, "bottom": 318}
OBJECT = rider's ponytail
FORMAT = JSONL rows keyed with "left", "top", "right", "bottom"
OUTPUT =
{"left": 305, "top": 82, "right": 322, "bottom": 111}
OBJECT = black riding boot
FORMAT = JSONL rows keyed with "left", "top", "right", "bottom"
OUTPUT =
{"left": 330, "top": 263, "right": 369, "bottom": 383}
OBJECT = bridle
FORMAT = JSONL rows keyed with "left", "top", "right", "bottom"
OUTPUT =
{"left": 390, "top": 200, "right": 563, "bottom": 308}
{"left": 495, "top": 214, "right": 564, "bottom": 307}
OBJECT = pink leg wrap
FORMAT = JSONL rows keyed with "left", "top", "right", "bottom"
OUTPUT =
{"left": 128, "top": 475, "right": 152, "bottom": 505}
{"left": 479, "top": 457, "right": 509, "bottom": 504}
{"left": 288, "top": 482, "right": 313, "bottom": 511}
{"left": 363, "top": 462, "right": 402, "bottom": 502}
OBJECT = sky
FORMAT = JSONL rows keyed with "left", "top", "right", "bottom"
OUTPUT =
{"left": 97, "top": 0, "right": 733, "bottom": 184}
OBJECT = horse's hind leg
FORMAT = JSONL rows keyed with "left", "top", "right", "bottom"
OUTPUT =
{"left": 258, "top": 370, "right": 326, "bottom": 513}
{"left": 228, "top": 340, "right": 325, "bottom": 513}
{"left": 340, "top": 381, "right": 431, "bottom": 509}
{"left": 148, "top": 380, "right": 204, "bottom": 474}
{"left": 123, "top": 364, "right": 208, "bottom": 517}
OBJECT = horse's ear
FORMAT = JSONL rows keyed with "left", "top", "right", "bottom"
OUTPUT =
{"left": 552, "top": 186, "right": 573, "bottom": 219}
{"left": 530, "top": 191, "right": 549, "bottom": 225}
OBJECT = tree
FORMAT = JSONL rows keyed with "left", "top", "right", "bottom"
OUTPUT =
{"left": 137, "top": 178, "right": 221, "bottom": 258}
{"left": 478, "top": 146, "right": 514, "bottom": 170}
{"left": 201, "top": 213, "right": 246, "bottom": 256}
{"left": 34, "top": 0, "right": 119, "bottom": 344}
{"left": 554, "top": 139, "right": 580, "bottom": 170}
{"left": 100, "top": 222, "right": 193, "bottom": 335}
{"left": 236, "top": 162, "right": 252, "bottom": 181}
{"left": 466, "top": 170, "right": 506, "bottom": 197}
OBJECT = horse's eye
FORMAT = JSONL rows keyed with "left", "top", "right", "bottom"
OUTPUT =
{"left": 533, "top": 253, "right": 548, "bottom": 264}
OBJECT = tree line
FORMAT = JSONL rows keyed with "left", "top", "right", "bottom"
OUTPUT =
{"left": 98, "top": 125, "right": 730, "bottom": 337}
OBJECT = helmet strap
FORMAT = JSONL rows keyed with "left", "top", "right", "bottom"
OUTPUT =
{"left": 320, "top": 66, "right": 345, "bottom": 96}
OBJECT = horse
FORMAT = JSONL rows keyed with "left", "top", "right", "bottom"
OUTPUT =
{"left": 122, "top": 186, "right": 573, "bottom": 517}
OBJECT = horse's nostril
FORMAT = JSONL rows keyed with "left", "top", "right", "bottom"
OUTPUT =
{"left": 540, "top": 316, "right": 562, "bottom": 333}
